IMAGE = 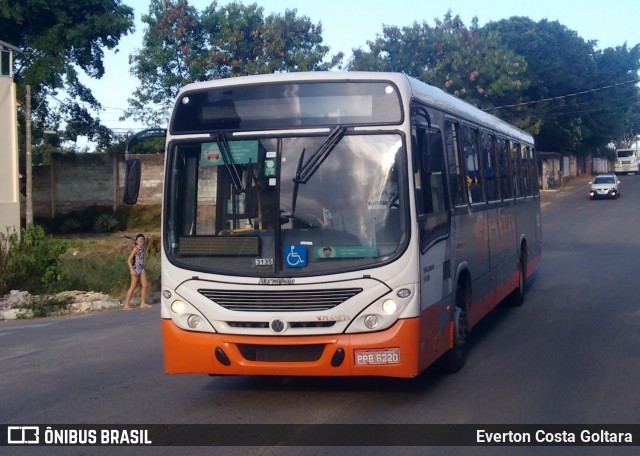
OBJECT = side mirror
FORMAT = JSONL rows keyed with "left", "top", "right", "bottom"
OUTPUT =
{"left": 123, "top": 158, "right": 141, "bottom": 204}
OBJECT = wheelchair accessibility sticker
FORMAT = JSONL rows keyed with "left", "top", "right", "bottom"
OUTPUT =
{"left": 285, "top": 244, "right": 307, "bottom": 268}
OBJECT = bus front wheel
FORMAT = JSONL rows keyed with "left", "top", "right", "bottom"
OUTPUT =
{"left": 443, "top": 285, "right": 469, "bottom": 373}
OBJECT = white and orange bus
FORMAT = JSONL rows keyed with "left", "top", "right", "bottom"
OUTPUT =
{"left": 125, "top": 72, "right": 542, "bottom": 378}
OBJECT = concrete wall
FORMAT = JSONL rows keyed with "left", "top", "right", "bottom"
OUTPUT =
{"left": 30, "top": 153, "right": 164, "bottom": 218}
{"left": 0, "top": 76, "right": 20, "bottom": 235}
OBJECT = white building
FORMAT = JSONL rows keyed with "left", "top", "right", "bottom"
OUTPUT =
{"left": 0, "top": 40, "right": 21, "bottom": 237}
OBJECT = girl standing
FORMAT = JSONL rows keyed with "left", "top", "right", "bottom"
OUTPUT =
{"left": 123, "top": 234, "right": 151, "bottom": 310}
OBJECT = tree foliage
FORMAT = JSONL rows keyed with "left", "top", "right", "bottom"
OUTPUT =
{"left": 482, "top": 17, "right": 640, "bottom": 154}
{"left": 349, "top": 13, "right": 531, "bottom": 128}
{"left": 0, "top": 0, "right": 134, "bottom": 152}
{"left": 350, "top": 12, "right": 640, "bottom": 155}
{"left": 127, "top": 0, "right": 343, "bottom": 125}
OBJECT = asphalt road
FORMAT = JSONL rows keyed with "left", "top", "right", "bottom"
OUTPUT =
{"left": 2, "top": 174, "right": 640, "bottom": 456}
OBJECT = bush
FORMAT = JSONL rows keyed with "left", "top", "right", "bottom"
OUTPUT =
{"left": 93, "top": 213, "right": 119, "bottom": 233}
{"left": 60, "top": 217, "right": 82, "bottom": 234}
{"left": 0, "top": 225, "right": 68, "bottom": 295}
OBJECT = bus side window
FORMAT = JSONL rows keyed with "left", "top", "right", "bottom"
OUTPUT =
{"left": 510, "top": 141, "right": 523, "bottom": 197}
{"left": 463, "top": 125, "right": 483, "bottom": 204}
{"left": 528, "top": 147, "right": 540, "bottom": 195}
{"left": 418, "top": 127, "right": 447, "bottom": 215}
{"left": 481, "top": 132, "right": 499, "bottom": 201}
{"left": 445, "top": 121, "right": 466, "bottom": 207}
{"left": 498, "top": 138, "right": 513, "bottom": 200}
{"left": 519, "top": 144, "right": 531, "bottom": 196}
{"left": 523, "top": 146, "right": 537, "bottom": 196}
{"left": 416, "top": 126, "right": 449, "bottom": 251}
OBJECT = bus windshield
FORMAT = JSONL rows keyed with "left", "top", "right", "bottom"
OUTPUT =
{"left": 165, "top": 133, "right": 408, "bottom": 276}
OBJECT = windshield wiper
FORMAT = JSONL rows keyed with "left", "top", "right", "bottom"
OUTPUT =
{"left": 293, "top": 126, "right": 346, "bottom": 184}
{"left": 290, "top": 148, "right": 306, "bottom": 218}
{"left": 216, "top": 133, "right": 244, "bottom": 193}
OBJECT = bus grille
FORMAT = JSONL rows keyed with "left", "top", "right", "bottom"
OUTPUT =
{"left": 227, "top": 321, "right": 336, "bottom": 329}
{"left": 237, "top": 343, "right": 325, "bottom": 362}
{"left": 197, "top": 288, "right": 363, "bottom": 312}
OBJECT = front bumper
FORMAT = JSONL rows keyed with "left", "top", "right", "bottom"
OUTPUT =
{"left": 162, "top": 317, "right": 421, "bottom": 378}
{"left": 589, "top": 188, "right": 618, "bottom": 199}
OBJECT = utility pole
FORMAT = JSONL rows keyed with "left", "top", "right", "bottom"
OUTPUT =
{"left": 25, "top": 84, "right": 33, "bottom": 226}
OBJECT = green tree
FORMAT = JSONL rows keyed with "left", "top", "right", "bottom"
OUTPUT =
{"left": 127, "top": 0, "right": 342, "bottom": 126}
{"left": 349, "top": 12, "right": 531, "bottom": 128}
{"left": 482, "top": 17, "right": 640, "bottom": 154}
{"left": 591, "top": 44, "right": 640, "bottom": 150}
{"left": 0, "top": 0, "right": 134, "bottom": 151}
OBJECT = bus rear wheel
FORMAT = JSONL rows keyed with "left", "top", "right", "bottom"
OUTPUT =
{"left": 509, "top": 248, "right": 527, "bottom": 306}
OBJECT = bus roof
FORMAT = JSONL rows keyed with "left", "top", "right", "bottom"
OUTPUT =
{"left": 177, "top": 71, "right": 534, "bottom": 144}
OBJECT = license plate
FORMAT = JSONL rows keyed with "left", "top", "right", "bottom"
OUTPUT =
{"left": 354, "top": 348, "right": 401, "bottom": 365}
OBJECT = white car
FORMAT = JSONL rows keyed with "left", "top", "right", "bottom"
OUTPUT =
{"left": 589, "top": 174, "right": 621, "bottom": 199}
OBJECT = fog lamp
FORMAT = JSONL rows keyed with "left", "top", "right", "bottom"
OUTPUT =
{"left": 187, "top": 315, "right": 202, "bottom": 329}
{"left": 364, "top": 315, "right": 379, "bottom": 329}
{"left": 382, "top": 299, "right": 398, "bottom": 314}
{"left": 171, "top": 300, "right": 186, "bottom": 314}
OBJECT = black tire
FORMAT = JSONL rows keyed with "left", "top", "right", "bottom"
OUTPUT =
{"left": 509, "top": 248, "right": 527, "bottom": 306}
{"left": 443, "top": 283, "right": 469, "bottom": 373}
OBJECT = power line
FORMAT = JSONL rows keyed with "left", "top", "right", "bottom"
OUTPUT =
{"left": 485, "top": 77, "right": 640, "bottom": 111}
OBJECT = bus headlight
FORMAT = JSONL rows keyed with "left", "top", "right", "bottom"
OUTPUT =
{"left": 382, "top": 299, "right": 398, "bottom": 315}
{"left": 345, "top": 285, "right": 416, "bottom": 334}
{"left": 171, "top": 300, "right": 186, "bottom": 314}
{"left": 364, "top": 315, "right": 379, "bottom": 329}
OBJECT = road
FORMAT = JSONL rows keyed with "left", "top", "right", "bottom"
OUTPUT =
{"left": 1, "top": 175, "right": 640, "bottom": 455}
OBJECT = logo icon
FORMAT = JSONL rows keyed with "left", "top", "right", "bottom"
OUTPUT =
{"left": 8, "top": 426, "right": 40, "bottom": 444}
{"left": 285, "top": 244, "right": 307, "bottom": 268}
{"left": 270, "top": 319, "right": 287, "bottom": 333}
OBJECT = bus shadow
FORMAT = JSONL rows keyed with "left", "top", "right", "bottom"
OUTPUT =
{"left": 203, "top": 361, "right": 448, "bottom": 395}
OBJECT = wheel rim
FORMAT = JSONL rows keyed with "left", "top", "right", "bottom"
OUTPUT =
{"left": 454, "top": 306, "right": 468, "bottom": 348}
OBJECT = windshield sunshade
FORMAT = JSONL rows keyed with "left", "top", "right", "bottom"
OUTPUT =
{"left": 171, "top": 81, "right": 403, "bottom": 133}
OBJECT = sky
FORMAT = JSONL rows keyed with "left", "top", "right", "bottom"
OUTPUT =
{"left": 84, "top": 0, "right": 640, "bottom": 139}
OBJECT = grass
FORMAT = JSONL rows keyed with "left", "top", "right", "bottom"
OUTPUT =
{"left": 58, "top": 232, "right": 161, "bottom": 298}
{"left": 0, "top": 206, "right": 163, "bottom": 299}
{"left": 54, "top": 204, "right": 162, "bottom": 298}
{"left": 56, "top": 204, "right": 162, "bottom": 298}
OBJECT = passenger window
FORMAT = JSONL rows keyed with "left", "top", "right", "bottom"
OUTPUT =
{"left": 445, "top": 121, "right": 466, "bottom": 207}
{"left": 497, "top": 139, "right": 512, "bottom": 200}
{"left": 510, "top": 142, "right": 523, "bottom": 197}
{"left": 463, "top": 126, "right": 483, "bottom": 204}
{"left": 415, "top": 125, "right": 449, "bottom": 251}
{"left": 481, "top": 132, "right": 499, "bottom": 201}
{"left": 417, "top": 127, "right": 447, "bottom": 215}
